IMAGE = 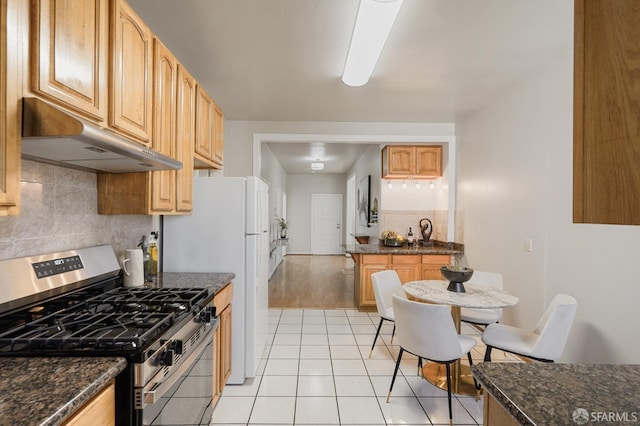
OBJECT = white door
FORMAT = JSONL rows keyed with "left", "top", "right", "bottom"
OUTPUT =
{"left": 311, "top": 194, "right": 342, "bottom": 255}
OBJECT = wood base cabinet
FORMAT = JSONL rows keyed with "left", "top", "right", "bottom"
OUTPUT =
{"left": 213, "top": 283, "right": 233, "bottom": 407}
{"left": 62, "top": 380, "right": 115, "bottom": 426}
{"left": 0, "top": 0, "right": 21, "bottom": 216}
{"left": 352, "top": 253, "right": 451, "bottom": 311}
{"left": 483, "top": 393, "right": 518, "bottom": 426}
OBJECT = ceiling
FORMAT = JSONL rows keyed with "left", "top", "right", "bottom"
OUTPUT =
{"left": 128, "top": 0, "right": 573, "bottom": 173}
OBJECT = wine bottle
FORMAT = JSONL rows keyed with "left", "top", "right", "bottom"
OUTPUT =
{"left": 407, "top": 227, "right": 414, "bottom": 246}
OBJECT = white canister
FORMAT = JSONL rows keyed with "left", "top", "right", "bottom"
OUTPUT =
{"left": 121, "top": 248, "right": 144, "bottom": 287}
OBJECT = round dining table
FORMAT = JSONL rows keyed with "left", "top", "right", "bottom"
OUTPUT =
{"left": 403, "top": 279, "right": 519, "bottom": 395}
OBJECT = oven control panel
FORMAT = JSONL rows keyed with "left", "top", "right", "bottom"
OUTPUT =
{"left": 32, "top": 255, "right": 84, "bottom": 279}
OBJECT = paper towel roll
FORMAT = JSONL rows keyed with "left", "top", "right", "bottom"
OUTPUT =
{"left": 122, "top": 248, "right": 144, "bottom": 287}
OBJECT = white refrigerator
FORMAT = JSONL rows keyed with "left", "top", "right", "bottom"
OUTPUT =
{"left": 162, "top": 175, "right": 269, "bottom": 385}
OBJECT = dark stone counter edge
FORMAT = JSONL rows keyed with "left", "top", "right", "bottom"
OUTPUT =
{"left": 472, "top": 364, "right": 535, "bottom": 426}
{"left": 0, "top": 357, "right": 128, "bottom": 426}
{"left": 344, "top": 240, "right": 464, "bottom": 255}
{"left": 45, "top": 358, "right": 128, "bottom": 426}
{"left": 147, "top": 272, "right": 236, "bottom": 295}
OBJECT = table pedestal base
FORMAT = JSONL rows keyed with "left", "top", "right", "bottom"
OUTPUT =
{"left": 422, "top": 363, "right": 479, "bottom": 396}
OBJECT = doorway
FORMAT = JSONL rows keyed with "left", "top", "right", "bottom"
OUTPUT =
{"left": 311, "top": 194, "right": 342, "bottom": 255}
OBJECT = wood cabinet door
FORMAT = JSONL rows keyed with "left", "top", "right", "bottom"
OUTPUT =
{"left": 391, "top": 255, "right": 421, "bottom": 283}
{"left": 219, "top": 304, "right": 233, "bottom": 388}
{"left": 574, "top": 0, "right": 640, "bottom": 225}
{"left": 110, "top": 0, "right": 152, "bottom": 144}
{"left": 194, "top": 85, "right": 214, "bottom": 162}
{"left": 0, "top": 0, "right": 20, "bottom": 216}
{"left": 361, "top": 264, "right": 388, "bottom": 309}
{"left": 175, "top": 65, "right": 195, "bottom": 212}
{"left": 31, "top": 0, "right": 107, "bottom": 122}
{"left": 212, "top": 323, "right": 221, "bottom": 406}
{"left": 386, "top": 146, "right": 414, "bottom": 176}
{"left": 212, "top": 101, "right": 224, "bottom": 166}
{"left": 421, "top": 255, "right": 451, "bottom": 280}
{"left": 415, "top": 146, "right": 443, "bottom": 178}
{"left": 150, "top": 38, "right": 176, "bottom": 212}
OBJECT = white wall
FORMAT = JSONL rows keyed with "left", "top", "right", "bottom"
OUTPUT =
{"left": 260, "top": 144, "right": 288, "bottom": 274}
{"left": 457, "top": 52, "right": 640, "bottom": 363}
{"left": 347, "top": 145, "right": 381, "bottom": 241}
{"left": 286, "top": 173, "right": 346, "bottom": 254}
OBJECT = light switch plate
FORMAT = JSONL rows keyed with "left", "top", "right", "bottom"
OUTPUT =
{"left": 524, "top": 239, "right": 533, "bottom": 252}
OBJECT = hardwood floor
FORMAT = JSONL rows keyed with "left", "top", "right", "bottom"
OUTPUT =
{"left": 268, "top": 255, "right": 355, "bottom": 309}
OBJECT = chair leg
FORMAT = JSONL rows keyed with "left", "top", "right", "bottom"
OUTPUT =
{"left": 417, "top": 357, "right": 423, "bottom": 376}
{"left": 484, "top": 345, "right": 493, "bottom": 362}
{"left": 387, "top": 348, "right": 404, "bottom": 403}
{"left": 391, "top": 323, "right": 396, "bottom": 344}
{"left": 445, "top": 363, "right": 453, "bottom": 426}
{"left": 369, "top": 318, "right": 384, "bottom": 358}
{"left": 467, "top": 352, "right": 481, "bottom": 400}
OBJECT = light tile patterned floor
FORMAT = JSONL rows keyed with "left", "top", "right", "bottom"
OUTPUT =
{"left": 211, "top": 308, "right": 521, "bottom": 426}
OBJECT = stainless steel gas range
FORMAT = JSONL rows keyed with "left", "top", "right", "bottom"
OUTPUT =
{"left": 0, "top": 245, "right": 218, "bottom": 426}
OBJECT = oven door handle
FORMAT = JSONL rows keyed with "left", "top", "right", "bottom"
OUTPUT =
{"left": 143, "top": 318, "right": 219, "bottom": 405}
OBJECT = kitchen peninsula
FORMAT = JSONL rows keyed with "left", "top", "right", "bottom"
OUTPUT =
{"left": 345, "top": 241, "right": 463, "bottom": 311}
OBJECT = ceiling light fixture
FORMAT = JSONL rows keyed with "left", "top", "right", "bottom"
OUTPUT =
{"left": 311, "top": 161, "right": 324, "bottom": 171}
{"left": 341, "top": 0, "right": 404, "bottom": 87}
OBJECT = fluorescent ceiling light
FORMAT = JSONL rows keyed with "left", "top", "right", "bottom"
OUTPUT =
{"left": 311, "top": 162, "right": 324, "bottom": 171}
{"left": 342, "top": 0, "right": 404, "bottom": 87}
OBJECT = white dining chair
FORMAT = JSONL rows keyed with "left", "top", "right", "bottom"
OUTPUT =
{"left": 388, "top": 295, "right": 477, "bottom": 426}
{"left": 460, "top": 271, "right": 504, "bottom": 327}
{"left": 369, "top": 270, "right": 406, "bottom": 358}
{"left": 482, "top": 294, "right": 577, "bottom": 363}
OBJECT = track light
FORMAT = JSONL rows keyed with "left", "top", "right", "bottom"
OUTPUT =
{"left": 402, "top": 181, "right": 408, "bottom": 189}
{"left": 415, "top": 182, "right": 422, "bottom": 190}
{"left": 387, "top": 180, "right": 393, "bottom": 189}
{"left": 429, "top": 181, "right": 436, "bottom": 190}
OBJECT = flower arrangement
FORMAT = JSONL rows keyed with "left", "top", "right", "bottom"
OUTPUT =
{"left": 278, "top": 218, "right": 288, "bottom": 230}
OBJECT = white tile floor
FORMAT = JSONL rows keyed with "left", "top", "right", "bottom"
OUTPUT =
{"left": 211, "top": 308, "right": 521, "bottom": 426}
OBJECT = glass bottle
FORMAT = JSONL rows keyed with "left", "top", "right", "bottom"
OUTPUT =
{"left": 407, "top": 227, "right": 414, "bottom": 246}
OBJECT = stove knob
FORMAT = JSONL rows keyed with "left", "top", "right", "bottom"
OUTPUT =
{"left": 160, "top": 349, "right": 174, "bottom": 367}
{"left": 198, "top": 308, "right": 212, "bottom": 324}
{"left": 169, "top": 340, "right": 184, "bottom": 355}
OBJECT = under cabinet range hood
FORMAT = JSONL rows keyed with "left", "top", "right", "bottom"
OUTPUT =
{"left": 21, "top": 98, "right": 182, "bottom": 173}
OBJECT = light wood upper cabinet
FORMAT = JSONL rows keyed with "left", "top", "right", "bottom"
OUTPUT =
{"left": 382, "top": 145, "right": 443, "bottom": 179}
{"left": 0, "top": 0, "right": 21, "bottom": 216}
{"left": 98, "top": 38, "right": 194, "bottom": 215}
{"left": 110, "top": 0, "right": 152, "bottom": 144}
{"left": 149, "top": 38, "right": 177, "bottom": 212}
{"left": 175, "top": 64, "right": 195, "bottom": 212}
{"left": 212, "top": 102, "right": 224, "bottom": 167}
{"left": 194, "top": 84, "right": 223, "bottom": 169}
{"left": 194, "top": 85, "right": 213, "bottom": 165}
{"left": 30, "top": 0, "right": 108, "bottom": 122}
{"left": 574, "top": 0, "right": 640, "bottom": 225}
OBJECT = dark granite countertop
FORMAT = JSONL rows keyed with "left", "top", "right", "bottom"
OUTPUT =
{"left": 0, "top": 357, "right": 126, "bottom": 426}
{"left": 472, "top": 363, "right": 640, "bottom": 425}
{"left": 345, "top": 240, "right": 464, "bottom": 255}
{"left": 145, "top": 272, "right": 235, "bottom": 294}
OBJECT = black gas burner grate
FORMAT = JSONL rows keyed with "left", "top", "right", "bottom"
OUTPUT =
{"left": 88, "top": 287, "right": 209, "bottom": 312}
{"left": 0, "top": 309, "right": 175, "bottom": 351}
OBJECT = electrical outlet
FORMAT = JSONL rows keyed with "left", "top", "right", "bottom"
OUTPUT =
{"left": 524, "top": 239, "right": 533, "bottom": 252}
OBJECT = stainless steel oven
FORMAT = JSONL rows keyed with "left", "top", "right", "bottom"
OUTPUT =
{"left": 0, "top": 245, "right": 217, "bottom": 426}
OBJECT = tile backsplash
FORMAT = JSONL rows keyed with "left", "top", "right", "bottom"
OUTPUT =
{"left": 379, "top": 209, "right": 449, "bottom": 242}
{"left": 0, "top": 160, "right": 155, "bottom": 261}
